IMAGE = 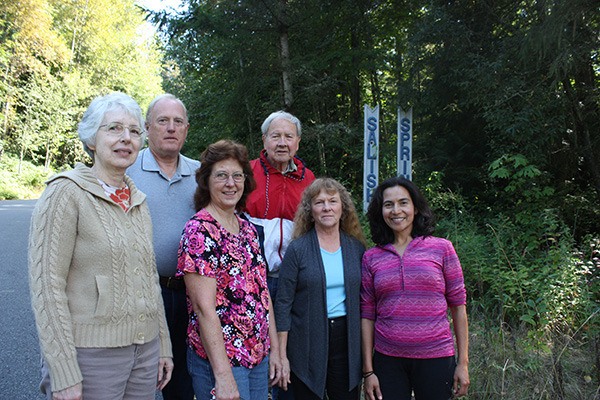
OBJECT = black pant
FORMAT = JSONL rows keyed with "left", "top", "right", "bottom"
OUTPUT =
{"left": 161, "top": 286, "right": 194, "bottom": 400}
{"left": 292, "top": 317, "right": 359, "bottom": 400}
{"left": 374, "top": 351, "right": 456, "bottom": 400}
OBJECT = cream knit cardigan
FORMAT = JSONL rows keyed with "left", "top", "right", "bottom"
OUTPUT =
{"left": 28, "top": 163, "right": 172, "bottom": 392}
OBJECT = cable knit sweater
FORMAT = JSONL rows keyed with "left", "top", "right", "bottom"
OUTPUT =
{"left": 28, "top": 163, "right": 172, "bottom": 393}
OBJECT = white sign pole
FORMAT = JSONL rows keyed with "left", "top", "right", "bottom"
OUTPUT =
{"left": 397, "top": 107, "right": 413, "bottom": 180}
{"left": 363, "top": 104, "right": 380, "bottom": 213}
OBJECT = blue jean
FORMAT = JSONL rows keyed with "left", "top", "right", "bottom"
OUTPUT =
{"left": 187, "top": 347, "right": 269, "bottom": 400}
{"left": 267, "top": 275, "right": 279, "bottom": 299}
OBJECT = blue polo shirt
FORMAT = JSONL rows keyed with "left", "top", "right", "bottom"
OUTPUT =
{"left": 127, "top": 148, "right": 200, "bottom": 277}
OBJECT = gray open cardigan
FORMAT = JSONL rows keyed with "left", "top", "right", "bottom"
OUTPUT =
{"left": 275, "top": 228, "right": 365, "bottom": 398}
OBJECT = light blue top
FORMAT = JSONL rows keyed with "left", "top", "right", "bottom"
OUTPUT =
{"left": 320, "top": 247, "right": 346, "bottom": 318}
{"left": 127, "top": 148, "right": 200, "bottom": 277}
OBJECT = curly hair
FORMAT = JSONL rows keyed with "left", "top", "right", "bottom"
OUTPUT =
{"left": 292, "top": 178, "right": 366, "bottom": 246}
{"left": 366, "top": 176, "right": 435, "bottom": 245}
{"left": 194, "top": 140, "right": 256, "bottom": 212}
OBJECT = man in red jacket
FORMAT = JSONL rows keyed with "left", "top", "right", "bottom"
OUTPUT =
{"left": 245, "top": 111, "right": 314, "bottom": 399}
{"left": 245, "top": 110, "right": 315, "bottom": 298}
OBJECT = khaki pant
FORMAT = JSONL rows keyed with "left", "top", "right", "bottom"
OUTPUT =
{"left": 41, "top": 336, "right": 160, "bottom": 400}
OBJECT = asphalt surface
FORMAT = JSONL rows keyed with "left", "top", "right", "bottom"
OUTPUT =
{"left": 0, "top": 199, "right": 164, "bottom": 399}
{"left": 0, "top": 199, "right": 42, "bottom": 399}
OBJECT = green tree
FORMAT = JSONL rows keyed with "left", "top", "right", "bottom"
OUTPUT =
{"left": 158, "top": 0, "right": 397, "bottom": 188}
{"left": 402, "top": 0, "right": 599, "bottom": 205}
{"left": 50, "top": 0, "right": 163, "bottom": 104}
{"left": 1, "top": 0, "right": 165, "bottom": 170}
{"left": 0, "top": 0, "right": 70, "bottom": 161}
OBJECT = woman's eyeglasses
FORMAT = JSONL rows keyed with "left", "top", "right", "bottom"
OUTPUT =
{"left": 212, "top": 172, "right": 246, "bottom": 183}
{"left": 99, "top": 122, "right": 145, "bottom": 138}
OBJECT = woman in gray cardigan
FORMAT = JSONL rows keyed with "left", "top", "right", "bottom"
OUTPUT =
{"left": 275, "top": 178, "right": 366, "bottom": 400}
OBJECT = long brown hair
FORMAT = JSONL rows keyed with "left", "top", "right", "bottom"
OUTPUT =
{"left": 292, "top": 178, "right": 366, "bottom": 246}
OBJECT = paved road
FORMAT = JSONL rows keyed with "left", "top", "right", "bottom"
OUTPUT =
{"left": 0, "top": 200, "right": 164, "bottom": 399}
{"left": 0, "top": 199, "right": 42, "bottom": 399}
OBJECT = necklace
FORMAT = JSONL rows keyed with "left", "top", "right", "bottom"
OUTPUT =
{"left": 206, "top": 205, "right": 239, "bottom": 234}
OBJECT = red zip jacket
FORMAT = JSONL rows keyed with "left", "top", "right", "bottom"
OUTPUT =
{"left": 245, "top": 150, "right": 315, "bottom": 274}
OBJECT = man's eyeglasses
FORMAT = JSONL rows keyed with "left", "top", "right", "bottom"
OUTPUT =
{"left": 212, "top": 172, "right": 246, "bottom": 183}
{"left": 99, "top": 122, "right": 144, "bottom": 138}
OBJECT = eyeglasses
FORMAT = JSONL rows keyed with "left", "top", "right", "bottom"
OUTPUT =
{"left": 212, "top": 172, "right": 246, "bottom": 183}
{"left": 99, "top": 122, "right": 145, "bottom": 138}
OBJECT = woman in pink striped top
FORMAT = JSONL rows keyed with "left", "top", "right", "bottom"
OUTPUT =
{"left": 361, "top": 177, "right": 470, "bottom": 400}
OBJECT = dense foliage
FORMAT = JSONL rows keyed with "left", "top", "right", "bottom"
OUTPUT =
{"left": 0, "top": 0, "right": 163, "bottom": 171}
{"left": 155, "top": 0, "right": 599, "bottom": 211}
{"left": 1, "top": 0, "right": 598, "bottom": 397}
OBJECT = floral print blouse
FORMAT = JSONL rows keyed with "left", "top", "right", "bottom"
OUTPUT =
{"left": 176, "top": 209, "right": 271, "bottom": 368}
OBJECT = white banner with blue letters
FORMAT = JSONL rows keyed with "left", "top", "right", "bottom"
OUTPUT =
{"left": 397, "top": 107, "right": 413, "bottom": 180}
{"left": 363, "top": 105, "right": 379, "bottom": 212}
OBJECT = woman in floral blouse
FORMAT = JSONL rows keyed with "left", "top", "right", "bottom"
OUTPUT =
{"left": 177, "top": 139, "right": 281, "bottom": 400}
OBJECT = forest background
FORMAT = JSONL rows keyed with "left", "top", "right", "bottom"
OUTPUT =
{"left": 1, "top": 0, "right": 598, "bottom": 398}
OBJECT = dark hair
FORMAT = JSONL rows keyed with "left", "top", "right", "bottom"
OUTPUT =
{"left": 366, "top": 176, "right": 435, "bottom": 245}
{"left": 194, "top": 140, "right": 256, "bottom": 212}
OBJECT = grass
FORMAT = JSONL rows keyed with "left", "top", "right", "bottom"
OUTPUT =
{"left": 0, "top": 153, "right": 52, "bottom": 200}
{"left": 465, "top": 310, "right": 600, "bottom": 400}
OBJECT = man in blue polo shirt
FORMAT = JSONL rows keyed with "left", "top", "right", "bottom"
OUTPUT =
{"left": 128, "top": 93, "right": 199, "bottom": 400}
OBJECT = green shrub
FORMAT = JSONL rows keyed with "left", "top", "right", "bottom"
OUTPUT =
{"left": 468, "top": 310, "right": 599, "bottom": 400}
{"left": 423, "top": 164, "right": 600, "bottom": 398}
{"left": 0, "top": 154, "right": 52, "bottom": 200}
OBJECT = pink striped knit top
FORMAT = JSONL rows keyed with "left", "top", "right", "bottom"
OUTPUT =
{"left": 361, "top": 236, "right": 466, "bottom": 359}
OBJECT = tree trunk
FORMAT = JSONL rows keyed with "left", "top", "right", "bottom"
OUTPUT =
{"left": 238, "top": 50, "right": 255, "bottom": 145}
{"left": 45, "top": 138, "right": 51, "bottom": 171}
{"left": 349, "top": 29, "right": 361, "bottom": 124}
{"left": 563, "top": 72, "right": 600, "bottom": 197}
{"left": 18, "top": 144, "right": 24, "bottom": 176}
{"left": 316, "top": 124, "right": 326, "bottom": 174}
{"left": 2, "top": 62, "right": 11, "bottom": 155}
{"left": 369, "top": 72, "right": 386, "bottom": 137}
{"left": 278, "top": 0, "right": 293, "bottom": 110}
{"left": 279, "top": 30, "right": 293, "bottom": 110}
{"left": 551, "top": 333, "right": 566, "bottom": 400}
{"left": 595, "top": 335, "right": 600, "bottom": 392}
{"left": 70, "top": 0, "right": 90, "bottom": 64}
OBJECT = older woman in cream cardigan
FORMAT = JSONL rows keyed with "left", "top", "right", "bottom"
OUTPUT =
{"left": 29, "top": 92, "right": 173, "bottom": 400}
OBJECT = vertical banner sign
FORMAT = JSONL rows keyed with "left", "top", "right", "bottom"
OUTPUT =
{"left": 363, "top": 104, "right": 379, "bottom": 213}
{"left": 397, "top": 107, "right": 413, "bottom": 180}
